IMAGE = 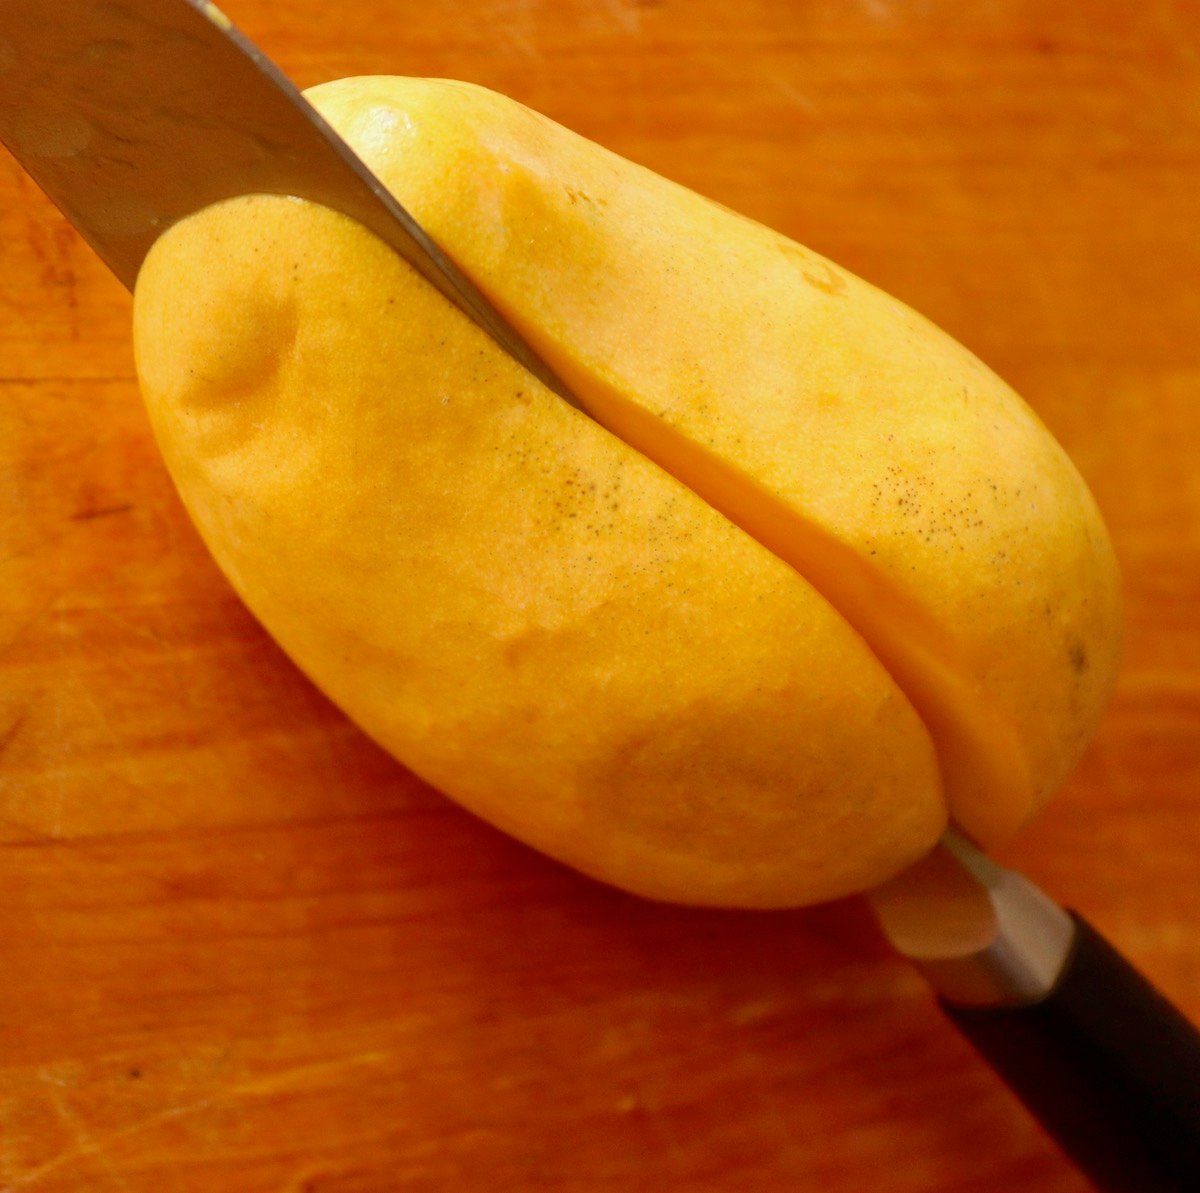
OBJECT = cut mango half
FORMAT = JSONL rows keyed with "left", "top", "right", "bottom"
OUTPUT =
{"left": 132, "top": 78, "right": 1122, "bottom": 908}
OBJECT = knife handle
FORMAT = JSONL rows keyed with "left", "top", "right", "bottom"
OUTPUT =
{"left": 941, "top": 913, "right": 1200, "bottom": 1191}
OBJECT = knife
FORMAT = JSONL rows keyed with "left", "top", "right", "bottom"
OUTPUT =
{"left": 0, "top": 0, "right": 576, "bottom": 408}
{"left": 869, "top": 831, "right": 1200, "bottom": 1190}
{"left": 3, "top": 3, "right": 1199, "bottom": 1188}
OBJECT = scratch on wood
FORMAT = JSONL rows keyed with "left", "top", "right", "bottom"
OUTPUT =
{"left": 0, "top": 814, "right": 63, "bottom": 847}
{"left": 0, "top": 713, "right": 27, "bottom": 758}
{"left": 5, "top": 1053, "right": 391, "bottom": 1189}
{"left": 498, "top": 26, "right": 537, "bottom": 58}
{"left": 39, "top": 1091, "right": 135, "bottom": 1193}
{"left": 96, "top": 607, "right": 170, "bottom": 651}
{"left": 68, "top": 504, "right": 134, "bottom": 523}
{"left": 603, "top": 0, "right": 642, "bottom": 34}
{"left": 766, "top": 71, "right": 818, "bottom": 114}
{"left": 0, "top": 595, "right": 62, "bottom": 666}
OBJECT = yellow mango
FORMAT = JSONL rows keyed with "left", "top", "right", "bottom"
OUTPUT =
{"left": 132, "top": 77, "right": 1121, "bottom": 907}
{"left": 307, "top": 77, "right": 1123, "bottom": 844}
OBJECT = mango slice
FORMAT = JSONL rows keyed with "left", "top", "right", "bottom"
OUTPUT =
{"left": 132, "top": 77, "right": 1121, "bottom": 907}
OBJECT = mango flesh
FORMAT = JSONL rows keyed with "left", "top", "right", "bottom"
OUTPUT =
{"left": 132, "top": 77, "right": 1121, "bottom": 907}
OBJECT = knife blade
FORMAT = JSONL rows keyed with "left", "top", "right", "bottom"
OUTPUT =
{"left": 0, "top": 0, "right": 576, "bottom": 406}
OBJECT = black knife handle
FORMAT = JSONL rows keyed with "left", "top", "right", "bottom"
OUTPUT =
{"left": 941, "top": 913, "right": 1200, "bottom": 1191}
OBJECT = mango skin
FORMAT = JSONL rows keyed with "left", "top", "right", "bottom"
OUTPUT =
{"left": 133, "top": 195, "right": 945, "bottom": 909}
{"left": 306, "top": 77, "right": 1123, "bottom": 845}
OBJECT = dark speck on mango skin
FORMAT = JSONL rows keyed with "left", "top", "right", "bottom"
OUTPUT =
{"left": 1069, "top": 641, "right": 1089, "bottom": 675}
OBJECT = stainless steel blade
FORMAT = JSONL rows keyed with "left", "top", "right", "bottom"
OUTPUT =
{"left": 0, "top": 0, "right": 575, "bottom": 405}
{"left": 868, "top": 828, "right": 1076, "bottom": 1007}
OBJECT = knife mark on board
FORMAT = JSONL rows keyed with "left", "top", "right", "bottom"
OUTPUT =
{"left": 68, "top": 502, "right": 134, "bottom": 522}
{"left": 0, "top": 711, "right": 28, "bottom": 757}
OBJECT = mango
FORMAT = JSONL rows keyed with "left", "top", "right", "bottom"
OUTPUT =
{"left": 131, "top": 77, "right": 1121, "bottom": 908}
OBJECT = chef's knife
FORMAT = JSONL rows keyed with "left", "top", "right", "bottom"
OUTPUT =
{"left": 869, "top": 831, "right": 1200, "bottom": 1190}
{"left": 3, "top": 2, "right": 1199, "bottom": 1189}
{"left": 0, "top": 0, "right": 577, "bottom": 407}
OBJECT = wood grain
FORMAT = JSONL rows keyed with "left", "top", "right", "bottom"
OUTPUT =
{"left": 3, "top": 1, "right": 1199, "bottom": 1189}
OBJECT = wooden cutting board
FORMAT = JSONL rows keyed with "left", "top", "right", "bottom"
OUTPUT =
{"left": 3, "top": 2, "right": 1198, "bottom": 1189}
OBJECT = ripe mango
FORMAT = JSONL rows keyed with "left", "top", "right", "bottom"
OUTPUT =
{"left": 132, "top": 77, "right": 1121, "bottom": 907}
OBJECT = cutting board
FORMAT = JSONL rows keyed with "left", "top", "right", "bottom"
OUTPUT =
{"left": 3, "top": 2, "right": 1198, "bottom": 1189}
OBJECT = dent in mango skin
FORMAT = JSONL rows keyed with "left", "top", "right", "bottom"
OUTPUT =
{"left": 134, "top": 195, "right": 945, "bottom": 909}
{"left": 306, "top": 76, "right": 1122, "bottom": 846}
